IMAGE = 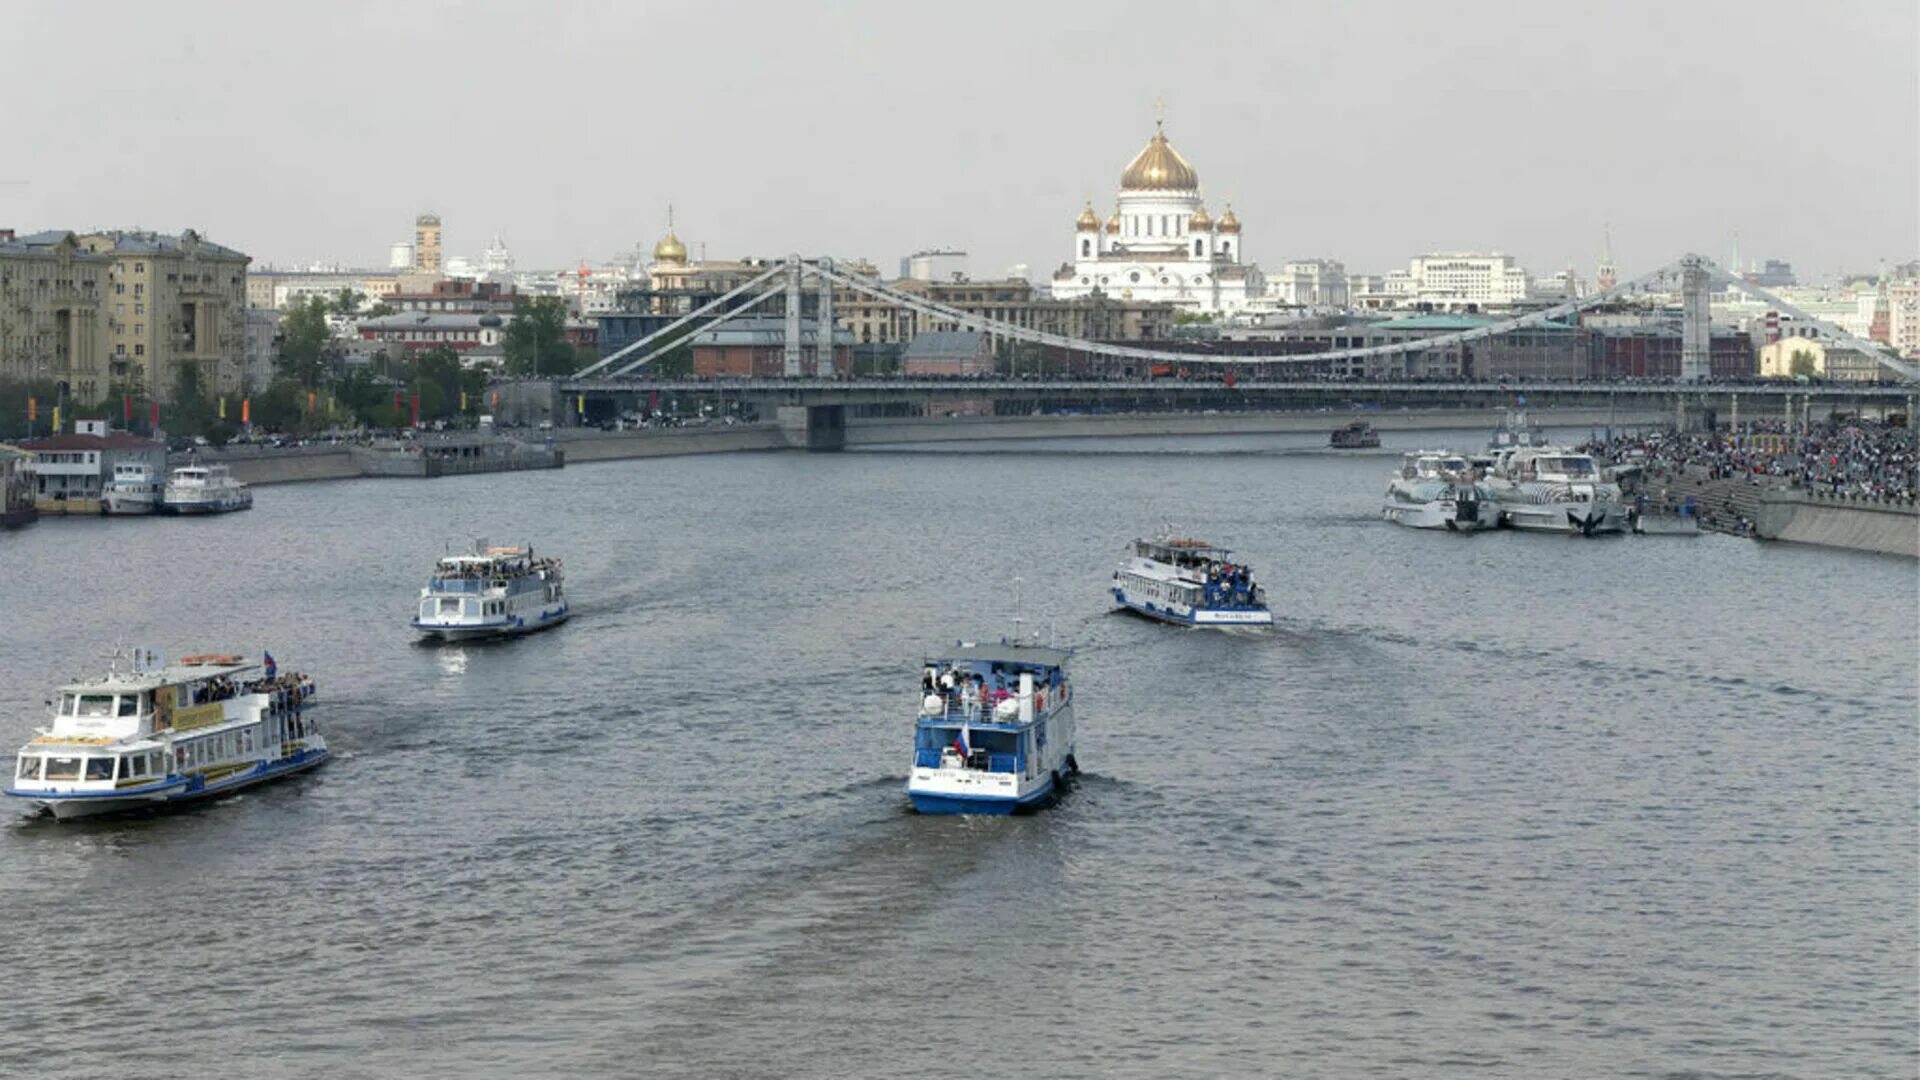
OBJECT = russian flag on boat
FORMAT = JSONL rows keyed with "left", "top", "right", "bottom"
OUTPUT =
{"left": 953, "top": 724, "right": 971, "bottom": 758}
{"left": 263, "top": 651, "right": 277, "bottom": 678}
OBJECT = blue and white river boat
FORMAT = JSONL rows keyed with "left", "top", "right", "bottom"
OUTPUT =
{"left": 413, "top": 542, "right": 569, "bottom": 641}
{"left": 6, "top": 650, "right": 324, "bottom": 821}
{"left": 907, "top": 639, "right": 1077, "bottom": 815}
{"left": 1111, "top": 536, "right": 1273, "bottom": 630}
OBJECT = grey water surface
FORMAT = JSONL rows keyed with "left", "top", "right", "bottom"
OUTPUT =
{"left": 0, "top": 429, "right": 1913, "bottom": 1079}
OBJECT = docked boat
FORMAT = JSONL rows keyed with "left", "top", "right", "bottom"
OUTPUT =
{"left": 907, "top": 639, "right": 1077, "bottom": 815}
{"left": 1382, "top": 450, "right": 1498, "bottom": 531}
{"left": 413, "top": 542, "right": 569, "bottom": 640}
{"left": 1484, "top": 446, "right": 1629, "bottom": 534}
{"left": 1112, "top": 536, "right": 1274, "bottom": 629}
{"left": 1489, "top": 407, "right": 1549, "bottom": 452}
{"left": 105, "top": 461, "right": 163, "bottom": 516}
{"left": 5, "top": 650, "right": 324, "bottom": 821}
{"left": 162, "top": 463, "right": 252, "bottom": 514}
{"left": 1330, "top": 421, "right": 1381, "bottom": 449}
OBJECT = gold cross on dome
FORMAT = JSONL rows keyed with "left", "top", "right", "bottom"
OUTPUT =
{"left": 1154, "top": 96, "right": 1166, "bottom": 127}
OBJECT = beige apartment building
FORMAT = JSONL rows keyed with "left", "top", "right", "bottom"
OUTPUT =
{"left": 76, "top": 229, "right": 250, "bottom": 401}
{"left": 0, "top": 230, "right": 115, "bottom": 402}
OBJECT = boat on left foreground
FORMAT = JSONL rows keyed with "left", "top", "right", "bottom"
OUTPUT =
{"left": 5, "top": 650, "right": 324, "bottom": 821}
{"left": 906, "top": 639, "right": 1078, "bottom": 815}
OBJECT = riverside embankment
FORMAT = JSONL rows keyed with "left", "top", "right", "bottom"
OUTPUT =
{"left": 200, "top": 406, "right": 1662, "bottom": 486}
{"left": 1637, "top": 468, "right": 1918, "bottom": 558}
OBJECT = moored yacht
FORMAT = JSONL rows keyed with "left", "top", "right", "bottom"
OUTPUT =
{"left": 1484, "top": 446, "right": 1628, "bottom": 534}
{"left": 907, "top": 639, "right": 1077, "bottom": 815}
{"left": 106, "top": 461, "right": 163, "bottom": 516}
{"left": 5, "top": 650, "right": 324, "bottom": 820}
{"left": 1382, "top": 450, "right": 1497, "bottom": 531}
{"left": 163, "top": 464, "right": 252, "bottom": 514}
{"left": 1112, "top": 535, "right": 1273, "bottom": 629}
{"left": 413, "top": 542, "right": 569, "bottom": 640}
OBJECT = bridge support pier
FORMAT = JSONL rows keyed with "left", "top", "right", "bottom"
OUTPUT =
{"left": 777, "top": 404, "right": 846, "bottom": 451}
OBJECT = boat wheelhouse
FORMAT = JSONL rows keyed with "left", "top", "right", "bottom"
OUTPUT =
{"left": 907, "top": 640, "right": 1077, "bottom": 815}
{"left": 1382, "top": 450, "right": 1497, "bottom": 531}
{"left": 1330, "top": 421, "right": 1381, "bottom": 449}
{"left": 413, "top": 542, "right": 569, "bottom": 641}
{"left": 1489, "top": 407, "right": 1549, "bottom": 452}
{"left": 106, "top": 461, "right": 162, "bottom": 516}
{"left": 1112, "top": 536, "right": 1273, "bottom": 629}
{"left": 162, "top": 464, "right": 252, "bottom": 515}
{"left": 5, "top": 651, "right": 324, "bottom": 821}
{"left": 1485, "top": 447, "right": 1628, "bottom": 534}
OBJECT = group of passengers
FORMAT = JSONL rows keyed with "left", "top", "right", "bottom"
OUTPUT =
{"left": 1203, "top": 562, "right": 1258, "bottom": 608}
{"left": 921, "top": 664, "right": 1064, "bottom": 720}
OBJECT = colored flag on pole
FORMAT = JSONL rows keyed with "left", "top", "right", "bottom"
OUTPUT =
{"left": 51, "top": 404, "right": 60, "bottom": 433}
{"left": 151, "top": 401, "right": 160, "bottom": 431}
{"left": 307, "top": 392, "right": 317, "bottom": 413}
{"left": 26, "top": 397, "right": 35, "bottom": 422}
{"left": 218, "top": 396, "right": 227, "bottom": 420}
{"left": 490, "top": 391, "right": 499, "bottom": 410}
{"left": 241, "top": 398, "right": 250, "bottom": 425}
{"left": 123, "top": 395, "right": 132, "bottom": 423}
{"left": 953, "top": 723, "right": 972, "bottom": 758}
{"left": 410, "top": 394, "right": 420, "bottom": 428}
{"left": 263, "top": 651, "right": 277, "bottom": 678}
{"left": 576, "top": 394, "right": 585, "bottom": 415}
{"left": 460, "top": 390, "right": 468, "bottom": 411}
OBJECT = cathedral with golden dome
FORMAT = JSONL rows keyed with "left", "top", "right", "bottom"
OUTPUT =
{"left": 1052, "top": 121, "right": 1265, "bottom": 314}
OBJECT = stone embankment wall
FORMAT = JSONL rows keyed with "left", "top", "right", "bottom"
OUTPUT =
{"left": 188, "top": 447, "right": 361, "bottom": 485}
{"left": 844, "top": 408, "right": 1662, "bottom": 445}
{"left": 555, "top": 425, "right": 787, "bottom": 462}
{"left": 1644, "top": 468, "right": 1917, "bottom": 557}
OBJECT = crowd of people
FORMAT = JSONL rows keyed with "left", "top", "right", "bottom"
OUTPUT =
{"left": 1582, "top": 420, "right": 1918, "bottom": 503}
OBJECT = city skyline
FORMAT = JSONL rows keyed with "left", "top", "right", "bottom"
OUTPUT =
{"left": 4, "top": 0, "right": 1914, "bottom": 281}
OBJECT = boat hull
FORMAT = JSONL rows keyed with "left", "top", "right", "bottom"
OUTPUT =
{"left": 908, "top": 773, "right": 1059, "bottom": 815}
{"left": 1112, "top": 587, "right": 1273, "bottom": 629}
{"left": 414, "top": 606, "right": 570, "bottom": 641}
{"left": 163, "top": 497, "right": 252, "bottom": 515}
{"left": 1382, "top": 498, "right": 1498, "bottom": 531}
{"left": 1500, "top": 501, "right": 1629, "bottom": 534}
{"left": 9, "top": 748, "right": 328, "bottom": 821}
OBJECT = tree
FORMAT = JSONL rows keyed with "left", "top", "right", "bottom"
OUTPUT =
{"left": 251, "top": 377, "right": 308, "bottom": 433}
{"left": 1789, "top": 350, "right": 1816, "bottom": 378}
{"left": 330, "top": 288, "right": 366, "bottom": 317}
{"left": 503, "top": 296, "right": 575, "bottom": 376}
{"left": 279, "top": 297, "right": 334, "bottom": 389}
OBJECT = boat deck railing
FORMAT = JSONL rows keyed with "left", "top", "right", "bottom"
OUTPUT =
{"left": 916, "top": 689, "right": 1068, "bottom": 730}
{"left": 914, "top": 748, "right": 1024, "bottom": 774}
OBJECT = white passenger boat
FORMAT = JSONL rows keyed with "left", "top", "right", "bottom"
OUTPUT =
{"left": 5, "top": 650, "right": 324, "bottom": 821}
{"left": 1382, "top": 450, "right": 1498, "bottom": 531}
{"left": 413, "top": 542, "right": 569, "bottom": 641}
{"left": 907, "top": 639, "right": 1077, "bottom": 815}
{"left": 105, "top": 461, "right": 163, "bottom": 516}
{"left": 1485, "top": 446, "right": 1629, "bottom": 534}
{"left": 162, "top": 464, "right": 252, "bottom": 514}
{"left": 1111, "top": 536, "right": 1273, "bottom": 629}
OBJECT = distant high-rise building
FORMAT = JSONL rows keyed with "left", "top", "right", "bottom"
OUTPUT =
{"left": 389, "top": 241, "right": 414, "bottom": 269}
{"left": 905, "top": 250, "right": 968, "bottom": 282}
{"left": 1748, "top": 259, "right": 1795, "bottom": 288}
{"left": 413, "top": 213, "right": 442, "bottom": 273}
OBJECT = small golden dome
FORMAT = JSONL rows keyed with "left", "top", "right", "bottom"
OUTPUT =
{"left": 653, "top": 228, "right": 688, "bottom": 264}
{"left": 1120, "top": 125, "right": 1199, "bottom": 191}
{"left": 1216, "top": 205, "right": 1241, "bottom": 233}
{"left": 1188, "top": 204, "right": 1213, "bottom": 231}
{"left": 1075, "top": 202, "right": 1101, "bottom": 231}
{"left": 1104, "top": 212, "right": 1121, "bottom": 234}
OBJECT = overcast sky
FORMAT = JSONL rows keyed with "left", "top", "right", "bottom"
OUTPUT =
{"left": 6, "top": 0, "right": 1914, "bottom": 282}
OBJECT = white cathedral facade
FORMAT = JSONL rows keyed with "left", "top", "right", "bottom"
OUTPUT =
{"left": 1052, "top": 122, "right": 1266, "bottom": 314}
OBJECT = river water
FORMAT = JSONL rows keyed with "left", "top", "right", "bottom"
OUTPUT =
{"left": 0, "top": 429, "right": 1914, "bottom": 1079}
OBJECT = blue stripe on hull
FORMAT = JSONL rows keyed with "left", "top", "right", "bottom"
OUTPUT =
{"left": 908, "top": 773, "right": 1058, "bottom": 815}
{"left": 1113, "top": 588, "right": 1268, "bottom": 628}
{"left": 6, "top": 749, "right": 328, "bottom": 819}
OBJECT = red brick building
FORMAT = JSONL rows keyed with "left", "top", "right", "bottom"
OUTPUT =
{"left": 690, "top": 318, "right": 854, "bottom": 377}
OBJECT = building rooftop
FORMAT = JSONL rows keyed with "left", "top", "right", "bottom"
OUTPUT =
{"left": 48, "top": 228, "right": 248, "bottom": 260}
{"left": 1377, "top": 314, "right": 1499, "bottom": 331}
{"left": 19, "top": 430, "right": 161, "bottom": 452}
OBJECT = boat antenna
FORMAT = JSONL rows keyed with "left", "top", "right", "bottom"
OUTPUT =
{"left": 1012, "top": 575, "right": 1025, "bottom": 644}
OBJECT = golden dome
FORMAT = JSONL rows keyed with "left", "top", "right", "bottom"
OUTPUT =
{"left": 1216, "top": 205, "right": 1241, "bottom": 233}
{"left": 1075, "top": 202, "right": 1101, "bottom": 231}
{"left": 1120, "top": 125, "right": 1199, "bottom": 191}
{"left": 1104, "top": 212, "right": 1121, "bottom": 234}
{"left": 1188, "top": 204, "right": 1213, "bottom": 231}
{"left": 652, "top": 228, "right": 687, "bottom": 265}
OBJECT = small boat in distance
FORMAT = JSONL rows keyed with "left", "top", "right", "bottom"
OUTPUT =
{"left": 1331, "top": 421, "right": 1381, "bottom": 449}
{"left": 1112, "top": 536, "right": 1274, "bottom": 630}
{"left": 413, "top": 542, "right": 569, "bottom": 641}
{"left": 907, "top": 638, "right": 1077, "bottom": 815}
{"left": 106, "top": 461, "right": 163, "bottom": 516}
{"left": 1382, "top": 450, "right": 1497, "bottom": 531}
{"left": 5, "top": 649, "right": 324, "bottom": 820}
{"left": 163, "top": 464, "right": 252, "bottom": 514}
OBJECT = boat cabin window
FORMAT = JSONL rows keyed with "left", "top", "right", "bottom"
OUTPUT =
{"left": 44, "top": 756, "right": 82, "bottom": 781}
{"left": 117, "top": 695, "right": 139, "bottom": 717}
{"left": 16, "top": 756, "right": 41, "bottom": 780}
{"left": 59, "top": 693, "right": 77, "bottom": 715}
{"left": 76, "top": 694, "right": 115, "bottom": 718}
{"left": 1540, "top": 456, "right": 1596, "bottom": 477}
{"left": 86, "top": 757, "right": 115, "bottom": 781}
{"left": 123, "top": 755, "right": 143, "bottom": 778}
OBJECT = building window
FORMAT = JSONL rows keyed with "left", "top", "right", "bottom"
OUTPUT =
{"left": 135, "top": 345, "right": 144, "bottom": 356}
{"left": 1194, "top": 239, "right": 1204, "bottom": 257}
{"left": 1081, "top": 239, "right": 1090, "bottom": 258}
{"left": 1129, "top": 272, "right": 1141, "bottom": 284}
